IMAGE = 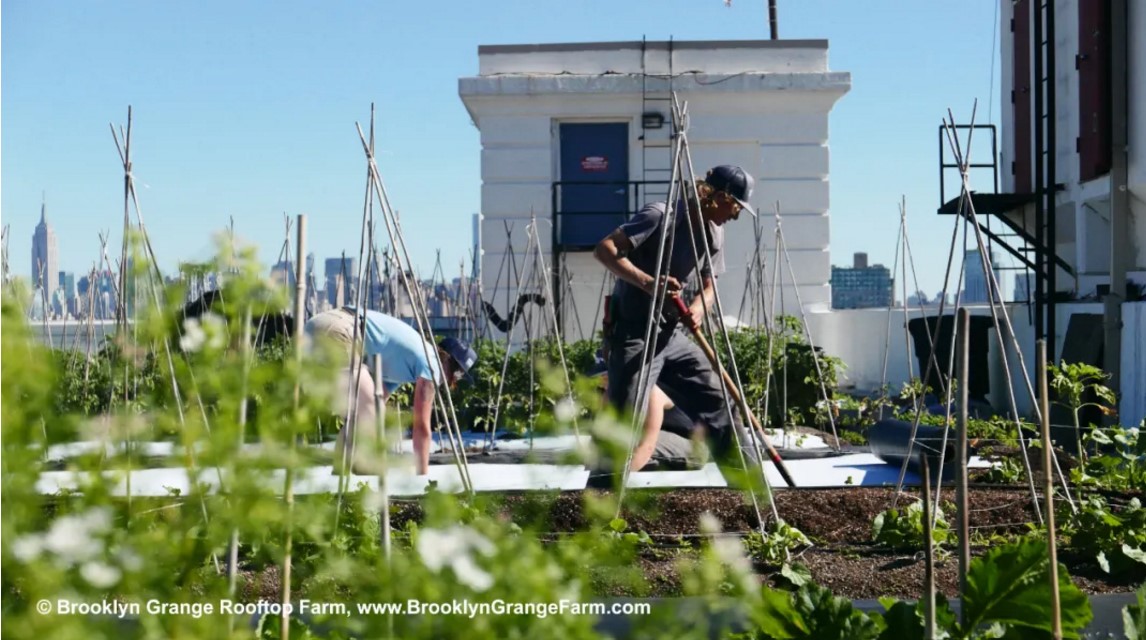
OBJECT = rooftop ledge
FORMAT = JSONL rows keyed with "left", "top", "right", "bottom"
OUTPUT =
{"left": 459, "top": 72, "right": 852, "bottom": 97}
{"left": 477, "top": 39, "right": 829, "bottom": 55}
{"left": 475, "top": 39, "right": 839, "bottom": 77}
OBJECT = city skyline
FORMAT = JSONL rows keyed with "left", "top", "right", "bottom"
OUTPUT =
{"left": 19, "top": 209, "right": 478, "bottom": 321}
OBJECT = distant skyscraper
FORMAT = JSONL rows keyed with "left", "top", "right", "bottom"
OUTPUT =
{"left": 31, "top": 200, "right": 59, "bottom": 294}
{"left": 831, "top": 253, "right": 893, "bottom": 309}
{"left": 962, "top": 249, "right": 1002, "bottom": 303}
{"left": 270, "top": 260, "right": 296, "bottom": 288}
{"left": 58, "top": 271, "right": 75, "bottom": 299}
{"left": 59, "top": 271, "right": 76, "bottom": 317}
{"left": 324, "top": 256, "right": 358, "bottom": 306}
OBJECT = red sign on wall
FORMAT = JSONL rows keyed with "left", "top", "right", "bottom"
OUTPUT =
{"left": 581, "top": 156, "right": 609, "bottom": 172}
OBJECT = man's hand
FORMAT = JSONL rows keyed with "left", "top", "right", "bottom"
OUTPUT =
{"left": 644, "top": 274, "right": 683, "bottom": 296}
{"left": 686, "top": 302, "right": 706, "bottom": 330}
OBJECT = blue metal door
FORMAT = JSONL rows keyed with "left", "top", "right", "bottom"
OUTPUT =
{"left": 558, "top": 122, "right": 629, "bottom": 248}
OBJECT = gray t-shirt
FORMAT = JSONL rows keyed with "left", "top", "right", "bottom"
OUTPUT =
{"left": 611, "top": 201, "right": 724, "bottom": 328}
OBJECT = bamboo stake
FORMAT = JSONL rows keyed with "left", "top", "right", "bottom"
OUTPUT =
{"left": 373, "top": 354, "right": 390, "bottom": 562}
{"left": 282, "top": 214, "right": 307, "bottom": 639}
{"left": 355, "top": 122, "right": 473, "bottom": 493}
{"left": 920, "top": 452, "right": 937, "bottom": 639}
{"left": 942, "top": 111, "right": 1074, "bottom": 515}
{"left": 529, "top": 210, "right": 580, "bottom": 439}
{"left": 666, "top": 99, "right": 778, "bottom": 534}
{"left": 955, "top": 308, "right": 970, "bottom": 622}
{"left": 227, "top": 303, "right": 253, "bottom": 635}
{"left": 1037, "top": 339, "right": 1063, "bottom": 640}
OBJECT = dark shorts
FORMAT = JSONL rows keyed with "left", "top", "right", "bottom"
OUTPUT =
{"left": 606, "top": 322, "right": 761, "bottom": 468}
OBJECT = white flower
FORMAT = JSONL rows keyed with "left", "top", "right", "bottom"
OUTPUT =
{"left": 450, "top": 554, "right": 494, "bottom": 592}
{"left": 11, "top": 535, "right": 43, "bottom": 563}
{"left": 42, "top": 508, "right": 112, "bottom": 566}
{"left": 416, "top": 525, "right": 496, "bottom": 593}
{"left": 554, "top": 397, "right": 578, "bottom": 423}
{"left": 200, "top": 312, "right": 227, "bottom": 350}
{"left": 43, "top": 516, "right": 103, "bottom": 565}
{"left": 467, "top": 530, "right": 495, "bottom": 557}
{"left": 80, "top": 561, "right": 122, "bottom": 589}
{"left": 179, "top": 318, "right": 206, "bottom": 352}
{"left": 713, "top": 537, "right": 757, "bottom": 594}
{"left": 700, "top": 512, "right": 722, "bottom": 535}
{"left": 81, "top": 507, "right": 114, "bottom": 534}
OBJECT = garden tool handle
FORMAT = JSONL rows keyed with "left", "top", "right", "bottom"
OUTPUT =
{"left": 671, "top": 295, "right": 698, "bottom": 331}
{"left": 669, "top": 295, "right": 797, "bottom": 488}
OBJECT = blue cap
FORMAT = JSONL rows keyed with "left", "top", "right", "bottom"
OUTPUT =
{"left": 588, "top": 357, "right": 608, "bottom": 378}
{"left": 704, "top": 165, "right": 756, "bottom": 217}
{"left": 439, "top": 337, "right": 477, "bottom": 379}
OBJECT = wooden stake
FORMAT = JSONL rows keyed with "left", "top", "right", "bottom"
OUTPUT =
{"left": 373, "top": 354, "right": 391, "bottom": 562}
{"left": 282, "top": 214, "right": 307, "bottom": 639}
{"left": 1037, "top": 339, "right": 1063, "bottom": 639}
{"left": 956, "top": 308, "right": 970, "bottom": 621}
{"left": 227, "top": 304, "right": 253, "bottom": 635}
{"left": 920, "top": 452, "right": 937, "bottom": 640}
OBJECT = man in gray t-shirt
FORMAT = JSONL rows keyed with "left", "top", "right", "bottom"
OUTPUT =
{"left": 594, "top": 165, "right": 760, "bottom": 471}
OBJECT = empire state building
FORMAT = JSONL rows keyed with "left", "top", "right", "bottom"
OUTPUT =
{"left": 31, "top": 200, "right": 58, "bottom": 293}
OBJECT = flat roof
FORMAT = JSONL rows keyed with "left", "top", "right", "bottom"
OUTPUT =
{"left": 478, "top": 39, "right": 828, "bottom": 55}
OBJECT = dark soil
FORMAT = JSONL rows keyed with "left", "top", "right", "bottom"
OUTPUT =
{"left": 315, "top": 486, "right": 1144, "bottom": 599}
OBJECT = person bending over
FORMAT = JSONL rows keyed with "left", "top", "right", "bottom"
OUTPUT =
{"left": 305, "top": 307, "right": 476, "bottom": 475}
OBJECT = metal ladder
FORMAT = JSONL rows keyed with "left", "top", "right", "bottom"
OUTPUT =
{"left": 1032, "top": 0, "right": 1058, "bottom": 360}
{"left": 640, "top": 36, "right": 674, "bottom": 207}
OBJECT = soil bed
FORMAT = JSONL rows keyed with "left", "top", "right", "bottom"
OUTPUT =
{"left": 312, "top": 486, "right": 1143, "bottom": 599}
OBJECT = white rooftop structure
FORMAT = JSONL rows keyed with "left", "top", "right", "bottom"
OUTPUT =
{"left": 460, "top": 39, "right": 851, "bottom": 340}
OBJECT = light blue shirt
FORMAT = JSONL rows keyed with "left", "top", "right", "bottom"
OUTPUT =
{"left": 349, "top": 308, "right": 442, "bottom": 395}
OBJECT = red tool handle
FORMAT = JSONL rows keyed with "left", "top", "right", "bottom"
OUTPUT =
{"left": 671, "top": 296, "right": 697, "bottom": 330}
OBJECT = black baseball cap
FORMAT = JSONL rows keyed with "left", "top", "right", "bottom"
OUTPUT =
{"left": 704, "top": 165, "right": 756, "bottom": 217}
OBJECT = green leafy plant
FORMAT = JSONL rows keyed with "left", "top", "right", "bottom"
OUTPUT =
{"left": 603, "top": 517, "right": 652, "bottom": 547}
{"left": 958, "top": 539, "right": 1093, "bottom": 638}
{"left": 739, "top": 582, "right": 883, "bottom": 640}
{"left": 714, "top": 318, "right": 845, "bottom": 429}
{"left": 737, "top": 538, "right": 1093, "bottom": 640}
{"left": 1062, "top": 495, "right": 1146, "bottom": 578}
{"left": 1049, "top": 361, "right": 1118, "bottom": 463}
{"left": 744, "top": 521, "right": 812, "bottom": 567}
{"left": 977, "top": 455, "right": 1025, "bottom": 485}
{"left": 897, "top": 378, "right": 932, "bottom": 411}
{"left": 871, "top": 500, "right": 951, "bottom": 550}
{"left": 1070, "top": 424, "right": 1145, "bottom": 492}
{"left": 1125, "top": 583, "right": 1146, "bottom": 640}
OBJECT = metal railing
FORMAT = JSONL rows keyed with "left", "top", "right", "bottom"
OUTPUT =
{"left": 549, "top": 180, "right": 672, "bottom": 251}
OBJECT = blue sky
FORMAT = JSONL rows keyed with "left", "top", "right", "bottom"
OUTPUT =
{"left": 2, "top": 0, "right": 1002, "bottom": 297}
